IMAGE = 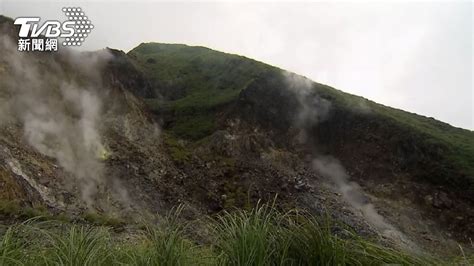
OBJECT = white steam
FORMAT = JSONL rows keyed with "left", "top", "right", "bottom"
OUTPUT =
{"left": 283, "top": 71, "right": 411, "bottom": 246}
{"left": 312, "top": 156, "right": 396, "bottom": 233}
{"left": 0, "top": 36, "right": 114, "bottom": 207}
{"left": 22, "top": 85, "right": 105, "bottom": 206}
{"left": 283, "top": 71, "right": 331, "bottom": 128}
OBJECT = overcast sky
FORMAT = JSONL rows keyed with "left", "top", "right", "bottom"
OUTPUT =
{"left": 1, "top": 0, "right": 473, "bottom": 130}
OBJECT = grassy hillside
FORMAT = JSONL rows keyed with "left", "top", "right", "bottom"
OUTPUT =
{"left": 315, "top": 82, "right": 474, "bottom": 190}
{"left": 128, "top": 43, "right": 279, "bottom": 139}
{"left": 129, "top": 42, "right": 473, "bottom": 192}
{"left": 370, "top": 101, "right": 474, "bottom": 186}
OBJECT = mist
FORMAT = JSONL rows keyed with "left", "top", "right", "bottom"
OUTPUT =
{"left": 282, "top": 70, "right": 415, "bottom": 248}
{"left": 311, "top": 156, "right": 412, "bottom": 245}
{"left": 0, "top": 35, "right": 128, "bottom": 207}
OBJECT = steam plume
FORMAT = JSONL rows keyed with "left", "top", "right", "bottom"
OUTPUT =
{"left": 0, "top": 35, "right": 113, "bottom": 206}
{"left": 283, "top": 70, "right": 412, "bottom": 247}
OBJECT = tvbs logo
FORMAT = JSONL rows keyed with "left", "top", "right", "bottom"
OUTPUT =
{"left": 14, "top": 7, "right": 94, "bottom": 52}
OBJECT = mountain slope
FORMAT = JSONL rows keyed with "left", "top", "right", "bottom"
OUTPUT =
{"left": 128, "top": 43, "right": 279, "bottom": 139}
{"left": 129, "top": 42, "right": 473, "bottom": 195}
{"left": 127, "top": 43, "right": 474, "bottom": 248}
{"left": 0, "top": 14, "right": 472, "bottom": 258}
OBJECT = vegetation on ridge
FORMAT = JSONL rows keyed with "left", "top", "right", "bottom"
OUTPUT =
{"left": 129, "top": 43, "right": 278, "bottom": 139}
{"left": 130, "top": 42, "right": 474, "bottom": 193}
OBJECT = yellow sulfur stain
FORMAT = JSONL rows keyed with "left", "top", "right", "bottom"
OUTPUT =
{"left": 98, "top": 146, "right": 111, "bottom": 161}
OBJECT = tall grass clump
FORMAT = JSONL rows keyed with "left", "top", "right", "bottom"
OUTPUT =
{"left": 282, "top": 211, "right": 440, "bottom": 265}
{"left": 120, "top": 205, "right": 202, "bottom": 266}
{"left": 40, "top": 225, "right": 111, "bottom": 266}
{"left": 280, "top": 211, "right": 354, "bottom": 265}
{"left": 349, "top": 238, "right": 439, "bottom": 265}
{"left": 210, "top": 202, "right": 284, "bottom": 265}
{"left": 211, "top": 203, "right": 439, "bottom": 266}
{"left": 0, "top": 226, "right": 26, "bottom": 265}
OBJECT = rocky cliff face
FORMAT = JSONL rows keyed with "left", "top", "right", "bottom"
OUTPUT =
{"left": 224, "top": 71, "right": 473, "bottom": 249}
{"left": 0, "top": 17, "right": 164, "bottom": 216}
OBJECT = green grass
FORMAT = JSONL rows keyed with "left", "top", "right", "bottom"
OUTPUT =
{"left": 120, "top": 206, "right": 203, "bottom": 266}
{"left": 40, "top": 225, "right": 112, "bottom": 266}
{"left": 130, "top": 43, "right": 473, "bottom": 193}
{"left": 314, "top": 81, "right": 474, "bottom": 191}
{"left": 129, "top": 42, "right": 277, "bottom": 140}
{"left": 211, "top": 203, "right": 278, "bottom": 265}
{"left": 0, "top": 226, "right": 26, "bottom": 265}
{"left": 210, "top": 203, "right": 440, "bottom": 266}
{"left": 162, "top": 133, "right": 192, "bottom": 162}
{"left": 0, "top": 204, "right": 470, "bottom": 265}
{"left": 0, "top": 201, "right": 51, "bottom": 220}
{"left": 171, "top": 113, "right": 216, "bottom": 140}
{"left": 370, "top": 102, "right": 474, "bottom": 184}
{"left": 129, "top": 43, "right": 270, "bottom": 104}
{"left": 82, "top": 212, "right": 125, "bottom": 228}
